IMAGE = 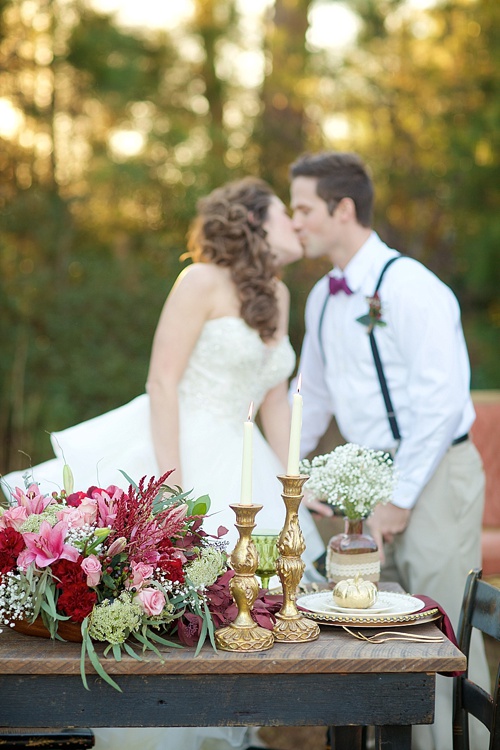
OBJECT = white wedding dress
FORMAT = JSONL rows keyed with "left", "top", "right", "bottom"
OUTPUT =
{"left": 2, "top": 316, "right": 325, "bottom": 750}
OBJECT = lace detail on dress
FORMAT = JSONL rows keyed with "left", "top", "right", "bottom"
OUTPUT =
{"left": 178, "top": 317, "right": 295, "bottom": 423}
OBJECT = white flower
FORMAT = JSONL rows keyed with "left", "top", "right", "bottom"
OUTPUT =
{"left": 300, "top": 443, "right": 396, "bottom": 520}
{"left": 186, "top": 546, "right": 227, "bottom": 588}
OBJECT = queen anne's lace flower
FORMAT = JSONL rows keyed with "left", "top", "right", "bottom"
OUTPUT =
{"left": 300, "top": 443, "right": 396, "bottom": 520}
{"left": 186, "top": 547, "right": 226, "bottom": 588}
{"left": 88, "top": 592, "right": 143, "bottom": 644}
{"left": 19, "top": 504, "right": 61, "bottom": 533}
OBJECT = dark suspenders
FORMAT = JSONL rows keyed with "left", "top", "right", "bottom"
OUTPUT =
{"left": 368, "top": 256, "right": 402, "bottom": 441}
{"left": 318, "top": 255, "right": 403, "bottom": 443}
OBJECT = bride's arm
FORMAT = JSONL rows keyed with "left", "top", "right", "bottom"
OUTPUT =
{"left": 259, "top": 280, "right": 292, "bottom": 468}
{"left": 259, "top": 382, "right": 292, "bottom": 469}
{"left": 146, "top": 265, "right": 215, "bottom": 485}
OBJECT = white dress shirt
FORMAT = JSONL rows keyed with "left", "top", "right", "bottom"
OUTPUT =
{"left": 297, "top": 231, "right": 475, "bottom": 509}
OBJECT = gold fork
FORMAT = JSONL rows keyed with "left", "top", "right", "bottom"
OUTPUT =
{"left": 342, "top": 626, "right": 445, "bottom": 644}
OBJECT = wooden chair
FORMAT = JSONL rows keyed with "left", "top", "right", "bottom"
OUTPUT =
{"left": 453, "top": 568, "right": 500, "bottom": 750}
{"left": 0, "top": 728, "right": 94, "bottom": 749}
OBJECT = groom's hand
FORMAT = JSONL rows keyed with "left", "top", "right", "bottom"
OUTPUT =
{"left": 367, "top": 503, "right": 411, "bottom": 563}
{"left": 303, "top": 490, "right": 334, "bottom": 517}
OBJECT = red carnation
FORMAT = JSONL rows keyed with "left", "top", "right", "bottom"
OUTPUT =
{"left": 157, "top": 538, "right": 174, "bottom": 552}
{"left": 0, "top": 552, "right": 17, "bottom": 576}
{"left": 66, "top": 491, "right": 87, "bottom": 508}
{"left": 0, "top": 528, "right": 25, "bottom": 575}
{"left": 51, "top": 558, "right": 86, "bottom": 588}
{"left": 158, "top": 555, "right": 185, "bottom": 584}
{"left": 57, "top": 583, "right": 97, "bottom": 623}
{"left": 0, "top": 527, "right": 24, "bottom": 555}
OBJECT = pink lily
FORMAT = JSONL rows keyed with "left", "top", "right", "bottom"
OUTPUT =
{"left": 22, "top": 520, "right": 80, "bottom": 568}
{"left": 13, "top": 484, "right": 53, "bottom": 515}
{"left": 92, "top": 486, "right": 124, "bottom": 528}
{"left": 107, "top": 536, "right": 127, "bottom": 557}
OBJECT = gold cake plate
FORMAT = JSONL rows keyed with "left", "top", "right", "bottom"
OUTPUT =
{"left": 296, "top": 591, "right": 440, "bottom": 628}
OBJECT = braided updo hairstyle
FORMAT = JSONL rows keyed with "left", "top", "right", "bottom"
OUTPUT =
{"left": 186, "top": 177, "right": 279, "bottom": 341}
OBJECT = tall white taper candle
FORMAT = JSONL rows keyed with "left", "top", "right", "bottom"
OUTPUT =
{"left": 287, "top": 374, "right": 303, "bottom": 475}
{"left": 240, "top": 402, "right": 254, "bottom": 504}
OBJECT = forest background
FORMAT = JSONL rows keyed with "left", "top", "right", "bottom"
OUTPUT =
{"left": 0, "top": 0, "right": 499, "bottom": 475}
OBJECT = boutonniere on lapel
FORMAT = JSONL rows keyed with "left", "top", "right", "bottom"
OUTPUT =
{"left": 356, "top": 291, "right": 386, "bottom": 334}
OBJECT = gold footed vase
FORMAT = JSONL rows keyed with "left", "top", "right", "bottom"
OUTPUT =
{"left": 215, "top": 504, "right": 274, "bottom": 652}
{"left": 273, "top": 475, "right": 320, "bottom": 643}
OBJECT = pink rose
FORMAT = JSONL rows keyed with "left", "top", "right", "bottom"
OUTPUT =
{"left": 56, "top": 506, "right": 88, "bottom": 528}
{"left": 57, "top": 498, "right": 96, "bottom": 528}
{"left": 77, "top": 497, "right": 97, "bottom": 525}
{"left": 136, "top": 587, "right": 165, "bottom": 617}
{"left": 125, "top": 561, "right": 154, "bottom": 590}
{"left": 0, "top": 506, "right": 28, "bottom": 531}
{"left": 81, "top": 555, "right": 102, "bottom": 587}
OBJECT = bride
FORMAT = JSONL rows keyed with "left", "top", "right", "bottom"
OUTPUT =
{"left": 2, "top": 177, "right": 324, "bottom": 750}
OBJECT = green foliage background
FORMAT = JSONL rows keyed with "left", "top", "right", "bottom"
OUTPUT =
{"left": 0, "top": 0, "right": 498, "bottom": 473}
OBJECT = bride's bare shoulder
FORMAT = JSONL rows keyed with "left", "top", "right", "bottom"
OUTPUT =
{"left": 174, "top": 262, "right": 229, "bottom": 293}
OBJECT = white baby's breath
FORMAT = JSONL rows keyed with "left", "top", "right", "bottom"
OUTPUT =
{"left": 300, "top": 443, "right": 396, "bottom": 520}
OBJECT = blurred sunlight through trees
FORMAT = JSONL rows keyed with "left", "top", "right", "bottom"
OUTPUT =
{"left": 0, "top": 0, "right": 498, "bottom": 474}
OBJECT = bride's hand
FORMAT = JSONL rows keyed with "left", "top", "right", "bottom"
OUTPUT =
{"left": 303, "top": 490, "right": 334, "bottom": 517}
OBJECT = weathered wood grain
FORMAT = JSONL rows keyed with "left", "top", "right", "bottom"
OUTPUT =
{"left": 0, "top": 594, "right": 466, "bottom": 750}
{"left": 0, "top": 672, "right": 435, "bottom": 727}
{"left": 0, "top": 623, "right": 465, "bottom": 676}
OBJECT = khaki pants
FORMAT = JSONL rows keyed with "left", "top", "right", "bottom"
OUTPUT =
{"left": 381, "top": 439, "right": 490, "bottom": 750}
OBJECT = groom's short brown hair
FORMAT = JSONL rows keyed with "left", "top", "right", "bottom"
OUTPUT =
{"left": 290, "top": 152, "right": 374, "bottom": 227}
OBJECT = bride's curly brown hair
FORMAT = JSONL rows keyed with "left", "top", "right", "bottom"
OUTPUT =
{"left": 186, "top": 177, "right": 279, "bottom": 341}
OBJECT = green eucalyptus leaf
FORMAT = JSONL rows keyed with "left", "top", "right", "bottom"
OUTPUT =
{"left": 203, "top": 600, "right": 216, "bottom": 651}
{"left": 80, "top": 620, "right": 90, "bottom": 691}
{"left": 133, "top": 631, "right": 164, "bottom": 660}
{"left": 119, "top": 470, "right": 139, "bottom": 490}
{"left": 86, "top": 636, "right": 122, "bottom": 692}
{"left": 145, "top": 630, "right": 182, "bottom": 649}
{"left": 123, "top": 642, "right": 143, "bottom": 661}
{"left": 194, "top": 615, "right": 208, "bottom": 658}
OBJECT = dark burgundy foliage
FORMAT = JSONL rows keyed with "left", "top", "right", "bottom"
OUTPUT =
{"left": 176, "top": 569, "right": 281, "bottom": 646}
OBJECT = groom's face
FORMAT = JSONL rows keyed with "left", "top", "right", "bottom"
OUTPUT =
{"left": 290, "top": 176, "right": 339, "bottom": 260}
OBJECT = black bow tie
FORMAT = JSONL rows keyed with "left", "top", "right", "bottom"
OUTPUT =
{"left": 329, "top": 276, "right": 353, "bottom": 296}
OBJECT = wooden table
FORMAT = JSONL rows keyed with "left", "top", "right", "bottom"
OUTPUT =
{"left": 0, "top": 619, "right": 465, "bottom": 750}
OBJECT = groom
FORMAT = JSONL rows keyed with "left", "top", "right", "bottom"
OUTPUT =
{"left": 289, "top": 151, "right": 489, "bottom": 750}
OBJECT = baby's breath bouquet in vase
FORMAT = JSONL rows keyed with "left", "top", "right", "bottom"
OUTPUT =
{"left": 300, "top": 443, "right": 396, "bottom": 585}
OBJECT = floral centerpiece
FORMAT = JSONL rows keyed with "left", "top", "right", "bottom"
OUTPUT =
{"left": 0, "top": 468, "right": 279, "bottom": 690}
{"left": 300, "top": 444, "right": 396, "bottom": 584}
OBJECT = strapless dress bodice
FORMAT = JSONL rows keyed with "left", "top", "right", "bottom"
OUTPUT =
{"left": 178, "top": 317, "right": 295, "bottom": 422}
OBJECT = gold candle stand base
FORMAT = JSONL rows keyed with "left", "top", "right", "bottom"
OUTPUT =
{"left": 273, "top": 475, "right": 320, "bottom": 643}
{"left": 215, "top": 503, "right": 274, "bottom": 652}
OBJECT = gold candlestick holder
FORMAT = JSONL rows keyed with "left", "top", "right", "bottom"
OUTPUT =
{"left": 215, "top": 503, "right": 274, "bottom": 652}
{"left": 273, "top": 475, "right": 320, "bottom": 643}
